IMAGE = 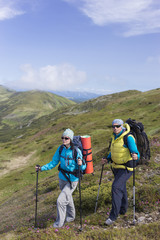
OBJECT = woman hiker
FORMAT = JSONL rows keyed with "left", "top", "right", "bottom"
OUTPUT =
{"left": 102, "top": 119, "right": 140, "bottom": 225}
{"left": 35, "top": 128, "right": 86, "bottom": 228}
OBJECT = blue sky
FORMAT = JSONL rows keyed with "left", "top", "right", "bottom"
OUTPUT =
{"left": 0, "top": 0, "right": 160, "bottom": 95}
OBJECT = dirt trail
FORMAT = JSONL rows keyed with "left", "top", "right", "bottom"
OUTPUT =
{"left": 0, "top": 151, "right": 36, "bottom": 177}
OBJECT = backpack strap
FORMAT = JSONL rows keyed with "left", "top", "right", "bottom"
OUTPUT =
{"left": 123, "top": 133, "right": 129, "bottom": 147}
{"left": 73, "top": 146, "right": 85, "bottom": 164}
{"left": 59, "top": 144, "right": 79, "bottom": 162}
{"left": 123, "top": 133, "right": 138, "bottom": 168}
{"left": 58, "top": 145, "right": 82, "bottom": 186}
{"left": 59, "top": 144, "right": 64, "bottom": 156}
{"left": 58, "top": 164, "right": 79, "bottom": 186}
{"left": 113, "top": 160, "right": 137, "bottom": 168}
{"left": 123, "top": 133, "right": 135, "bottom": 147}
{"left": 83, "top": 147, "right": 92, "bottom": 162}
{"left": 72, "top": 146, "right": 78, "bottom": 161}
{"left": 58, "top": 165, "right": 72, "bottom": 186}
{"left": 108, "top": 138, "right": 112, "bottom": 152}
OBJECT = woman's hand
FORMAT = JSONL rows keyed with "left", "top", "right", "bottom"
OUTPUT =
{"left": 35, "top": 165, "right": 41, "bottom": 172}
{"left": 101, "top": 158, "right": 108, "bottom": 165}
{"left": 77, "top": 158, "right": 82, "bottom": 166}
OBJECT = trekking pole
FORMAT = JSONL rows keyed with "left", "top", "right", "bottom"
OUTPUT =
{"left": 35, "top": 165, "right": 40, "bottom": 229}
{"left": 133, "top": 167, "right": 136, "bottom": 224}
{"left": 95, "top": 164, "right": 104, "bottom": 213}
{"left": 78, "top": 160, "right": 83, "bottom": 231}
{"left": 132, "top": 153, "right": 136, "bottom": 225}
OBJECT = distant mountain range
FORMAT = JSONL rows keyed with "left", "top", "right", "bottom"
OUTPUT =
{"left": 0, "top": 85, "right": 75, "bottom": 128}
{"left": 51, "top": 90, "right": 102, "bottom": 102}
{"left": 0, "top": 85, "right": 102, "bottom": 103}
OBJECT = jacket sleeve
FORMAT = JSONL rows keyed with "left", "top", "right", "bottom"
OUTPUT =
{"left": 127, "top": 135, "right": 140, "bottom": 161}
{"left": 41, "top": 147, "right": 60, "bottom": 171}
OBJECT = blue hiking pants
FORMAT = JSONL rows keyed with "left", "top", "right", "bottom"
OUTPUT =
{"left": 109, "top": 168, "right": 133, "bottom": 221}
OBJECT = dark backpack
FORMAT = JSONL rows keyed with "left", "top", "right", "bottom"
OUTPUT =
{"left": 124, "top": 118, "right": 150, "bottom": 164}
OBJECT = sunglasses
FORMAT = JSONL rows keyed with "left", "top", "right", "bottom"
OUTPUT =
{"left": 112, "top": 125, "right": 121, "bottom": 128}
{"left": 61, "top": 137, "right": 70, "bottom": 140}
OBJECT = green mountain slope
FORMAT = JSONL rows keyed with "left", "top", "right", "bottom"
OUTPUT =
{"left": 0, "top": 85, "right": 15, "bottom": 101}
{"left": 0, "top": 88, "right": 160, "bottom": 239}
{"left": 0, "top": 87, "right": 75, "bottom": 128}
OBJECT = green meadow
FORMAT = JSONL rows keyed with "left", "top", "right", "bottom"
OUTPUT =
{"left": 0, "top": 88, "right": 160, "bottom": 239}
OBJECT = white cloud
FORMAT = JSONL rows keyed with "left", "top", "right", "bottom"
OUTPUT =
{"left": 9, "top": 63, "right": 87, "bottom": 91}
{"left": 146, "top": 55, "right": 160, "bottom": 64}
{"left": 0, "top": 0, "right": 25, "bottom": 20}
{"left": 64, "top": 0, "right": 160, "bottom": 36}
{"left": 0, "top": 0, "right": 39, "bottom": 21}
{"left": 0, "top": 7, "right": 24, "bottom": 20}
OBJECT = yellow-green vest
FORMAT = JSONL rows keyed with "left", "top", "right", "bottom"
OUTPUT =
{"left": 110, "top": 123, "right": 134, "bottom": 171}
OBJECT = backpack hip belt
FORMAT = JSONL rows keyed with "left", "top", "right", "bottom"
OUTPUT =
{"left": 58, "top": 165, "right": 80, "bottom": 188}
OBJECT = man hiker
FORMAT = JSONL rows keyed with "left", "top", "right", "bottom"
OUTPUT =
{"left": 35, "top": 128, "right": 86, "bottom": 228}
{"left": 102, "top": 119, "right": 140, "bottom": 225}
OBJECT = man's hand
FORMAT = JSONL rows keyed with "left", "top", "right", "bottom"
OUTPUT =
{"left": 132, "top": 153, "right": 138, "bottom": 160}
{"left": 101, "top": 158, "right": 108, "bottom": 165}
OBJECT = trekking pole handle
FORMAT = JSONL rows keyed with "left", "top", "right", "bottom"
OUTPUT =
{"left": 35, "top": 165, "right": 41, "bottom": 172}
{"left": 131, "top": 152, "right": 138, "bottom": 168}
{"left": 131, "top": 152, "right": 138, "bottom": 159}
{"left": 77, "top": 157, "right": 82, "bottom": 166}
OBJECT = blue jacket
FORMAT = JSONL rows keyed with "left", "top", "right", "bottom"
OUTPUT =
{"left": 41, "top": 145, "right": 86, "bottom": 182}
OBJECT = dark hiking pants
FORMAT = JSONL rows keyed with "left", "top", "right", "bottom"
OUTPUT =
{"left": 109, "top": 168, "right": 133, "bottom": 221}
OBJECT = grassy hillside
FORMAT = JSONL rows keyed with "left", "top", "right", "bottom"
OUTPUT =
{"left": 0, "top": 87, "right": 75, "bottom": 129}
{"left": 0, "top": 88, "right": 160, "bottom": 239}
{"left": 0, "top": 85, "right": 15, "bottom": 101}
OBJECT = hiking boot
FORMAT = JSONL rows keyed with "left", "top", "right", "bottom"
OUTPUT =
{"left": 105, "top": 218, "right": 115, "bottom": 225}
{"left": 119, "top": 211, "right": 126, "bottom": 215}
